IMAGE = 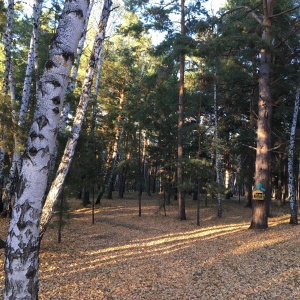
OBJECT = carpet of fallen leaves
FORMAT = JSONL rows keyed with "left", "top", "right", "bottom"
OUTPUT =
{"left": 1, "top": 193, "right": 300, "bottom": 299}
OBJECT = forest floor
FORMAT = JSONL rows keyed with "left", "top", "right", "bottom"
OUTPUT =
{"left": 0, "top": 193, "right": 300, "bottom": 299}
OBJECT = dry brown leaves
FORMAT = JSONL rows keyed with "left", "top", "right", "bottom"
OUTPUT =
{"left": 0, "top": 194, "right": 300, "bottom": 300}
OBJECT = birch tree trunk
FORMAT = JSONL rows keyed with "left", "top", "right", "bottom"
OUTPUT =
{"left": 0, "top": 142, "right": 4, "bottom": 213}
{"left": 90, "top": 47, "right": 103, "bottom": 139}
{"left": 0, "top": 0, "right": 15, "bottom": 216}
{"left": 60, "top": 0, "right": 95, "bottom": 133}
{"left": 288, "top": 85, "right": 300, "bottom": 225}
{"left": 2, "top": 0, "right": 14, "bottom": 95}
{"left": 107, "top": 89, "right": 125, "bottom": 199}
{"left": 214, "top": 70, "right": 222, "bottom": 218}
{"left": 1, "top": 0, "right": 18, "bottom": 217}
{"left": 19, "top": 0, "right": 43, "bottom": 125}
{"left": 40, "top": 0, "right": 113, "bottom": 238}
{"left": 4, "top": 1, "right": 89, "bottom": 298}
{"left": 2, "top": 0, "right": 44, "bottom": 218}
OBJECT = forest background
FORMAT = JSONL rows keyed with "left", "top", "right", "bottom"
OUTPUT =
{"left": 0, "top": 0, "right": 299, "bottom": 298}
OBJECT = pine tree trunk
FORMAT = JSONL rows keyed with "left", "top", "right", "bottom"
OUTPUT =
{"left": 250, "top": 0, "right": 275, "bottom": 229}
{"left": 4, "top": 2, "right": 89, "bottom": 298}
{"left": 178, "top": 0, "right": 186, "bottom": 220}
{"left": 40, "top": 0, "right": 112, "bottom": 239}
{"left": 288, "top": 85, "right": 300, "bottom": 225}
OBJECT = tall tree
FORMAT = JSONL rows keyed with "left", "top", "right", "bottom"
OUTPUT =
{"left": 4, "top": 1, "right": 89, "bottom": 298}
{"left": 288, "top": 85, "right": 300, "bottom": 224}
{"left": 213, "top": 69, "right": 222, "bottom": 217}
{"left": 2, "top": 0, "right": 44, "bottom": 217}
{"left": 40, "top": 0, "right": 113, "bottom": 238}
{"left": 250, "top": 0, "right": 274, "bottom": 229}
{"left": 178, "top": 0, "right": 186, "bottom": 220}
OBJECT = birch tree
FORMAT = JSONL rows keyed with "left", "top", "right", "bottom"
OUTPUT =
{"left": 288, "top": 85, "right": 300, "bottom": 225}
{"left": 1, "top": 0, "right": 16, "bottom": 217}
{"left": 2, "top": 0, "right": 14, "bottom": 95}
{"left": 40, "top": 0, "right": 113, "bottom": 238}
{"left": 4, "top": 1, "right": 89, "bottom": 298}
{"left": 60, "top": 0, "right": 95, "bottom": 132}
{"left": 214, "top": 69, "right": 222, "bottom": 217}
{"left": 2, "top": 0, "right": 44, "bottom": 217}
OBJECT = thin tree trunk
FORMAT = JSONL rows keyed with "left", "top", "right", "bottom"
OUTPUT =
{"left": 19, "top": 0, "right": 43, "bottom": 125}
{"left": 4, "top": 1, "right": 89, "bottom": 298}
{"left": 2, "top": 0, "right": 43, "bottom": 217}
{"left": 2, "top": 0, "right": 14, "bottom": 95}
{"left": 107, "top": 90, "right": 125, "bottom": 199}
{"left": 178, "top": 0, "right": 186, "bottom": 220}
{"left": 40, "top": 0, "right": 112, "bottom": 239}
{"left": 1, "top": 0, "right": 18, "bottom": 217}
{"left": 277, "top": 152, "right": 283, "bottom": 206}
{"left": 0, "top": 142, "right": 4, "bottom": 213}
{"left": 288, "top": 85, "right": 300, "bottom": 225}
{"left": 60, "top": 0, "right": 95, "bottom": 133}
{"left": 214, "top": 69, "right": 222, "bottom": 217}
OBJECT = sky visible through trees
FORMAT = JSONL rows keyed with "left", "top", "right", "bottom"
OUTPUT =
{"left": 0, "top": 0, "right": 300, "bottom": 298}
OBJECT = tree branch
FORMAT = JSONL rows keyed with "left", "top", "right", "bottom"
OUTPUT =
{"left": 270, "top": 5, "right": 300, "bottom": 18}
{"left": 221, "top": 6, "right": 263, "bottom": 25}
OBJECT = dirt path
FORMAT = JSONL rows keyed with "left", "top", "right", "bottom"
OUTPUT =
{"left": 0, "top": 194, "right": 299, "bottom": 299}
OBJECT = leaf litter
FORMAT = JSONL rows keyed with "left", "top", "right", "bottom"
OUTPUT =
{"left": 0, "top": 194, "right": 299, "bottom": 300}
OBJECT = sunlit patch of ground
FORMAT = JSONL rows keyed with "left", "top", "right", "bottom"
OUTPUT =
{"left": 0, "top": 194, "right": 299, "bottom": 299}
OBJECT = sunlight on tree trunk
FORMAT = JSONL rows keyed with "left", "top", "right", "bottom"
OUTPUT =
{"left": 4, "top": 1, "right": 89, "bottom": 298}
{"left": 250, "top": 0, "right": 275, "bottom": 229}
{"left": 40, "top": 0, "right": 113, "bottom": 239}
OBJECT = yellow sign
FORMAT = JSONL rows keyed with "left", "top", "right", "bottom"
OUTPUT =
{"left": 253, "top": 190, "right": 265, "bottom": 201}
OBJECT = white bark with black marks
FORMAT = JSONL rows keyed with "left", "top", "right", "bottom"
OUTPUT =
{"left": 2, "top": 0, "right": 14, "bottom": 95}
{"left": 19, "top": 0, "right": 43, "bottom": 126}
{"left": 214, "top": 69, "right": 222, "bottom": 218}
{"left": 40, "top": 0, "right": 113, "bottom": 238}
{"left": 4, "top": 1, "right": 89, "bottom": 299}
{"left": 288, "top": 85, "right": 300, "bottom": 225}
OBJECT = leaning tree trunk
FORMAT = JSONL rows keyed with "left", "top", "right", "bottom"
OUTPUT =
{"left": 40, "top": 0, "right": 113, "bottom": 239}
{"left": 19, "top": 0, "right": 43, "bottom": 126}
{"left": 60, "top": 0, "right": 94, "bottom": 133}
{"left": 4, "top": 1, "right": 89, "bottom": 299}
{"left": 288, "top": 85, "right": 300, "bottom": 225}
